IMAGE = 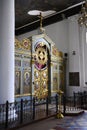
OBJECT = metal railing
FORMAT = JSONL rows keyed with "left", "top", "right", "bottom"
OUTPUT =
{"left": 0, "top": 94, "right": 84, "bottom": 129}
{"left": 0, "top": 96, "right": 58, "bottom": 129}
{"left": 73, "top": 91, "right": 87, "bottom": 109}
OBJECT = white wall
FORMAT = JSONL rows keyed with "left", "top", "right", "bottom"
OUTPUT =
{"left": 45, "top": 20, "right": 68, "bottom": 53}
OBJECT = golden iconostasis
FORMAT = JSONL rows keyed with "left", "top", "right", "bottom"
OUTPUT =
{"left": 15, "top": 34, "right": 64, "bottom": 99}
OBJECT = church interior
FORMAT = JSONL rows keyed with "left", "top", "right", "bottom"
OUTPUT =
{"left": 0, "top": 0, "right": 87, "bottom": 130}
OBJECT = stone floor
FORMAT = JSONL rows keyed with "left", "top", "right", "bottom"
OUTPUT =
{"left": 17, "top": 111, "right": 87, "bottom": 130}
{"left": 54, "top": 111, "right": 87, "bottom": 130}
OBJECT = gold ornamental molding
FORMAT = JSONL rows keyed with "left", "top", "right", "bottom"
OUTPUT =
{"left": 36, "top": 47, "right": 47, "bottom": 65}
{"left": 34, "top": 68, "right": 48, "bottom": 99}
{"left": 51, "top": 90, "right": 58, "bottom": 93}
{"left": 58, "top": 51, "right": 63, "bottom": 58}
{"left": 15, "top": 38, "right": 31, "bottom": 50}
{"left": 15, "top": 38, "right": 22, "bottom": 49}
{"left": 15, "top": 93, "right": 31, "bottom": 97}
{"left": 52, "top": 46, "right": 63, "bottom": 58}
{"left": 22, "top": 38, "right": 31, "bottom": 50}
{"left": 52, "top": 45, "right": 59, "bottom": 57}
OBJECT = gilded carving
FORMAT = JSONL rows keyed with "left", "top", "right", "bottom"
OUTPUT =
{"left": 15, "top": 35, "right": 64, "bottom": 98}
{"left": 22, "top": 38, "right": 31, "bottom": 50}
{"left": 52, "top": 45, "right": 59, "bottom": 57}
{"left": 33, "top": 40, "right": 50, "bottom": 98}
{"left": 34, "top": 68, "right": 48, "bottom": 98}
{"left": 15, "top": 38, "right": 31, "bottom": 50}
{"left": 52, "top": 46, "right": 63, "bottom": 58}
{"left": 15, "top": 38, "right": 22, "bottom": 49}
{"left": 34, "top": 70, "right": 40, "bottom": 79}
{"left": 58, "top": 51, "right": 63, "bottom": 58}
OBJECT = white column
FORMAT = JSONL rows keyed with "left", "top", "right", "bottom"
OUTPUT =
{"left": 79, "top": 27, "right": 85, "bottom": 88}
{"left": 67, "top": 15, "right": 81, "bottom": 96}
{"left": 0, "top": 0, "right": 15, "bottom": 104}
{"left": 68, "top": 15, "right": 80, "bottom": 72}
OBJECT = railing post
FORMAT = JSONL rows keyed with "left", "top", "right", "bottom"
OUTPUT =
{"left": 73, "top": 92, "right": 76, "bottom": 107}
{"left": 5, "top": 100, "right": 9, "bottom": 128}
{"left": 33, "top": 97, "right": 35, "bottom": 120}
{"left": 81, "top": 93, "right": 83, "bottom": 109}
{"left": 20, "top": 99, "right": 23, "bottom": 123}
{"left": 55, "top": 94, "right": 58, "bottom": 114}
{"left": 63, "top": 94, "right": 66, "bottom": 115}
{"left": 83, "top": 91, "right": 86, "bottom": 107}
{"left": 46, "top": 97, "right": 48, "bottom": 116}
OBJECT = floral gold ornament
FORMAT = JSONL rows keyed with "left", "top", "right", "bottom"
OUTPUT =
{"left": 52, "top": 45, "right": 59, "bottom": 57}
{"left": 34, "top": 81, "right": 39, "bottom": 90}
{"left": 34, "top": 70, "right": 39, "bottom": 79}
{"left": 15, "top": 39, "right": 22, "bottom": 49}
{"left": 39, "top": 42, "right": 45, "bottom": 46}
{"left": 34, "top": 43, "right": 48, "bottom": 70}
{"left": 22, "top": 38, "right": 31, "bottom": 50}
{"left": 42, "top": 81, "right": 47, "bottom": 88}
{"left": 36, "top": 47, "right": 47, "bottom": 65}
{"left": 43, "top": 71, "right": 47, "bottom": 78}
{"left": 15, "top": 38, "right": 31, "bottom": 51}
{"left": 34, "top": 68, "right": 48, "bottom": 99}
{"left": 34, "top": 87, "right": 48, "bottom": 99}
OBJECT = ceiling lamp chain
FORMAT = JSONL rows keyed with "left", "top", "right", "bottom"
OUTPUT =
{"left": 39, "top": 12, "right": 45, "bottom": 33}
{"left": 40, "top": 12, "right": 43, "bottom": 29}
{"left": 78, "top": 0, "right": 87, "bottom": 27}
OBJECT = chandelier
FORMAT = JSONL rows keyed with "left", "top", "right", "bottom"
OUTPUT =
{"left": 78, "top": 0, "right": 87, "bottom": 27}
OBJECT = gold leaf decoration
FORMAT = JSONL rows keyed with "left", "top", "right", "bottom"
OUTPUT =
{"left": 15, "top": 38, "right": 22, "bottom": 49}
{"left": 22, "top": 38, "right": 31, "bottom": 50}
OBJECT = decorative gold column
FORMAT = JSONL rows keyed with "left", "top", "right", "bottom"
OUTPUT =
{"left": 57, "top": 89, "right": 64, "bottom": 118}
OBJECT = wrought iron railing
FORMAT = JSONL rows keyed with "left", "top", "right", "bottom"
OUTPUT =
{"left": 0, "top": 94, "right": 84, "bottom": 129}
{"left": 0, "top": 96, "right": 58, "bottom": 129}
{"left": 73, "top": 91, "right": 87, "bottom": 109}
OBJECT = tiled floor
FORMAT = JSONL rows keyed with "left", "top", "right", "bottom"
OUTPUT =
{"left": 54, "top": 111, "right": 87, "bottom": 130}
{"left": 18, "top": 111, "right": 87, "bottom": 130}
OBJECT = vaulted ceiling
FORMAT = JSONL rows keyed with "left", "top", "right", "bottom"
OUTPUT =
{"left": 15, "top": 0, "right": 84, "bottom": 35}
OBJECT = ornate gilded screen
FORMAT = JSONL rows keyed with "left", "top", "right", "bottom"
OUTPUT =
{"left": 15, "top": 38, "right": 31, "bottom": 97}
{"left": 33, "top": 38, "right": 50, "bottom": 99}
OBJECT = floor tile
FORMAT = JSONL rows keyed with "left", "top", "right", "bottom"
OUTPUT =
{"left": 54, "top": 111, "right": 87, "bottom": 130}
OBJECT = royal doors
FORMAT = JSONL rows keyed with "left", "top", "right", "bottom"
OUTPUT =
{"left": 32, "top": 37, "right": 50, "bottom": 99}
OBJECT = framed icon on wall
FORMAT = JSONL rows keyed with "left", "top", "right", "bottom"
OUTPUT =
{"left": 23, "top": 71, "right": 31, "bottom": 94}
{"left": 15, "top": 71, "right": 21, "bottom": 95}
{"left": 53, "top": 73, "right": 58, "bottom": 91}
{"left": 69, "top": 72, "right": 80, "bottom": 86}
